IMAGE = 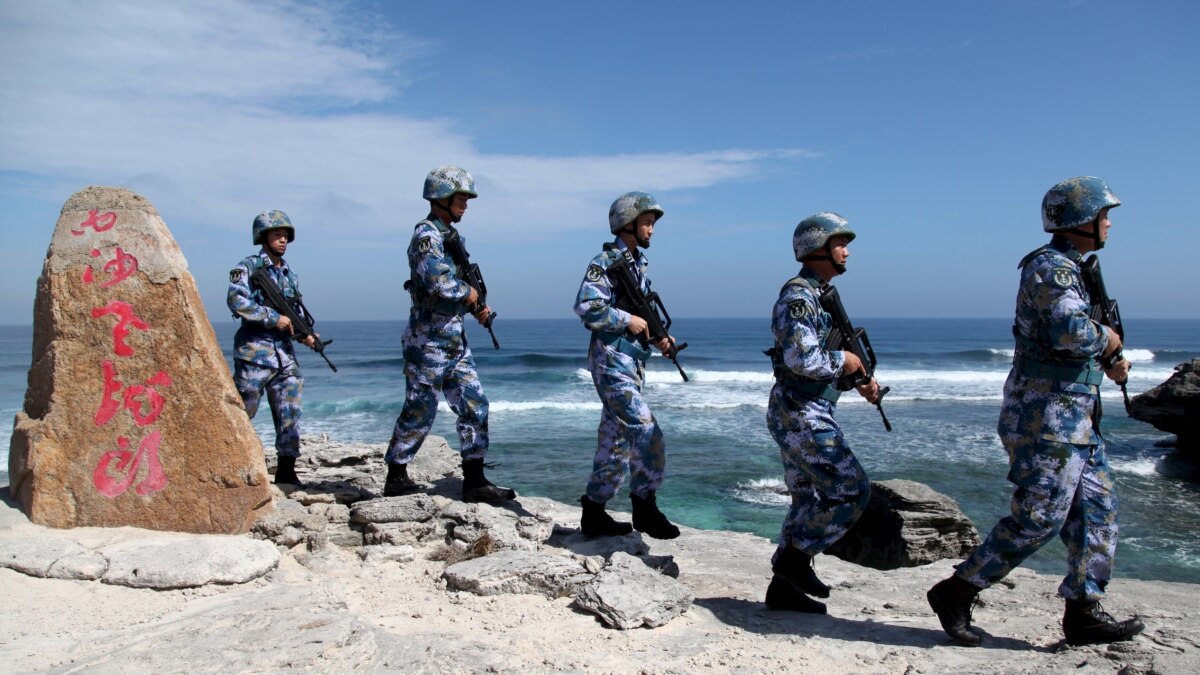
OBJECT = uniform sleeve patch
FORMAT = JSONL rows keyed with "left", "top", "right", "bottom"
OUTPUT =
{"left": 1052, "top": 268, "right": 1073, "bottom": 288}
{"left": 230, "top": 268, "right": 246, "bottom": 284}
{"left": 417, "top": 237, "right": 432, "bottom": 254}
{"left": 788, "top": 301, "right": 809, "bottom": 319}
{"left": 585, "top": 264, "right": 605, "bottom": 282}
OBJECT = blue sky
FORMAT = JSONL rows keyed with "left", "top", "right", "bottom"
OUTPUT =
{"left": 1, "top": 0, "right": 1197, "bottom": 323}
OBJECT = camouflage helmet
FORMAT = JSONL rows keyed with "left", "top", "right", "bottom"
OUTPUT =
{"left": 423, "top": 166, "right": 477, "bottom": 201}
{"left": 1041, "top": 176, "right": 1120, "bottom": 232}
{"left": 252, "top": 210, "right": 295, "bottom": 245}
{"left": 793, "top": 212, "right": 855, "bottom": 261}
{"left": 608, "top": 191, "right": 664, "bottom": 234}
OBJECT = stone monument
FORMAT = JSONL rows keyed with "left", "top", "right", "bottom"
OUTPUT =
{"left": 8, "top": 186, "right": 273, "bottom": 533}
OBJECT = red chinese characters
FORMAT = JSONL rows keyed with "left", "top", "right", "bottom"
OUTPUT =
{"left": 75, "top": 209, "right": 172, "bottom": 498}
{"left": 91, "top": 300, "right": 149, "bottom": 357}
{"left": 92, "top": 431, "right": 168, "bottom": 498}
{"left": 71, "top": 209, "right": 117, "bottom": 236}
{"left": 94, "top": 360, "right": 173, "bottom": 427}
{"left": 82, "top": 247, "right": 139, "bottom": 287}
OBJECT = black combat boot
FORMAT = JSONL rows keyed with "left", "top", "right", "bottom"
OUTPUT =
{"left": 383, "top": 462, "right": 419, "bottom": 497}
{"left": 765, "top": 574, "right": 827, "bottom": 614}
{"left": 926, "top": 575, "right": 983, "bottom": 646}
{"left": 580, "top": 495, "right": 634, "bottom": 537}
{"left": 274, "top": 455, "right": 304, "bottom": 487}
{"left": 461, "top": 458, "right": 516, "bottom": 504}
{"left": 630, "top": 491, "right": 680, "bottom": 540}
{"left": 1062, "top": 599, "right": 1144, "bottom": 646}
{"left": 773, "top": 545, "right": 831, "bottom": 599}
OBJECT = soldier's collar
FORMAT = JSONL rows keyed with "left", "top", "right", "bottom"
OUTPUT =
{"left": 1049, "top": 235, "right": 1083, "bottom": 262}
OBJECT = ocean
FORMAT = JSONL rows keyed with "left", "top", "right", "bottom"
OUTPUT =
{"left": 3, "top": 317, "right": 1199, "bottom": 584}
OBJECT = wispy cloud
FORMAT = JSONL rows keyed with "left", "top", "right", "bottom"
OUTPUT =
{"left": 0, "top": 0, "right": 816, "bottom": 242}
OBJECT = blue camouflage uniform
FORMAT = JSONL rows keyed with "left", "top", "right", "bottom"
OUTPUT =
{"left": 228, "top": 250, "right": 307, "bottom": 458}
{"left": 574, "top": 238, "right": 666, "bottom": 503}
{"left": 955, "top": 237, "right": 1119, "bottom": 602}
{"left": 386, "top": 216, "right": 489, "bottom": 465}
{"left": 766, "top": 267, "right": 871, "bottom": 564}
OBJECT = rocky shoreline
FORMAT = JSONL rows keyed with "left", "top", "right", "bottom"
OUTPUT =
{"left": 2, "top": 436, "right": 1198, "bottom": 674}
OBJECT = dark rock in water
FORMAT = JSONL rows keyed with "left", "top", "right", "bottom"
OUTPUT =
{"left": 1129, "top": 358, "right": 1200, "bottom": 454}
{"left": 825, "top": 479, "right": 979, "bottom": 570}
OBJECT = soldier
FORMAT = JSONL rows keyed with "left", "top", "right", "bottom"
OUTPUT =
{"left": 927, "top": 177, "right": 1143, "bottom": 647}
{"left": 382, "top": 166, "right": 515, "bottom": 504}
{"left": 573, "top": 192, "right": 681, "bottom": 540}
{"left": 764, "top": 212, "right": 881, "bottom": 614}
{"left": 228, "top": 210, "right": 317, "bottom": 486}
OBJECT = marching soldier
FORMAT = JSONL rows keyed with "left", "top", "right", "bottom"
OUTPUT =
{"left": 764, "top": 212, "right": 880, "bottom": 614}
{"left": 227, "top": 210, "right": 317, "bottom": 486}
{"left": 927, "top": 177, "right": 1143, "bottom": 647}
{"left": 382, "top": 167, "right": 515, "bottom": 504}
{"left": 574, "top": 192, "right": 681, "bottom": 540}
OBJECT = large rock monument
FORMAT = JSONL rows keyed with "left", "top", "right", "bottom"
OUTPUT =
{"left": 8, "top": 186, "right": 273, "bottom": 533}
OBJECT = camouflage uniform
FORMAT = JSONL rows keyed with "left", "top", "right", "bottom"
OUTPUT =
{"left": 955, "top": 237, "right": 1118, "bottom": 601}
{"left": 228, "top": 250, "right": 306, "bottom": 457}
{"left": 574, "top": 238, "right": 666, "bottom": 503}
{"left": 386, "top": 216, "right": 489, "bottom": 465}
{"left": 766, "top": 267, "right": 871, "bottom": 562}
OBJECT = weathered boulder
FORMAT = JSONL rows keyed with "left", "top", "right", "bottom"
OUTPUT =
{"left": 1129, "top": 359, "right": 1200, "bottom": 453}
{"left": 443, "top": 550, "right": 595, "bottom": 598}
{"left": 8, "top": 186, "right": 272, "bottom": 533}
{"left": 0, "top": 531, "right": 279, "bottom": 588}
{"left": 99, "top": 535, "right": 280, "bottom": 588}
{"left": 825, "top": 479, "right": 979, "bottom": 569}
{"left": 439, "top": 501, "right": 555, "bottom": 552}
{"left": 573, "top": 551, "right": 693, "bottom": 629}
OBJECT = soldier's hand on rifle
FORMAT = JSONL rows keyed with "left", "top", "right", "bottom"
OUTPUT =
{"left": 465, "top": 285, "right": 480, "bottom": 309}
{"left": 628, "top": 314, "right": 650, "bottom": 339}
{"left": 1105, "top": 358, "right": 1131, "bottom": 385}
{"left": 842, "top": 350, "right": 866, "bottom": 378}
{"left": 301, "top": 334, "right": 318, "bottom": 349}
{"left": 856, "top": 378, "right": 881, "bottom": 404}
{"left": 471, "top": 304, "right": 492, "bottom": 325}
{"left": 276, "top": 314, "right": 294, "bottom": 334}
{"left": 653, "top": 335, "right": 673, "bottom": 354}
{"left": 1102, "top": 326, "right": 1124, "bottom": 358}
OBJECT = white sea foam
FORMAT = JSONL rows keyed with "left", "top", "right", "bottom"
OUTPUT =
{"left": 1123, "top": 349, "right": 1155, "bottom": 363}
{"left": 1109, "top": 457, "right": 1161, "bottom": 477}
{"left": 730, "top": 477, "right": 791, "bottom": 506}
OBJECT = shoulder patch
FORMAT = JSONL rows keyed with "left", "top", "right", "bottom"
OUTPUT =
{"left": 1052, "top": 268, "right": 1073, "bottom": 288}
{"left": 417, "top": 237, "right": 432, "bottom": 254}
{"left": 788, "top": 301, "right": 809, "bottom": 320}
{"left": 585, "top": 264, "right": 605, "bottom": 282}
{"left": 230, "top": 268, "right": 246, "bottom": 284}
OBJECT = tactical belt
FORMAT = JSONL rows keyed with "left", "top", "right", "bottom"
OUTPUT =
{"left": 1013, "top": 354, "right": 1103, "bottom": 386}
{"left": 596, "top": 331, "right": 652, "bottom": 361}
{"left": 405, "top": 281, "right": 464, "bottom": 316}
{"left": 776, "top": 373, "right": 841, "bottom": 403}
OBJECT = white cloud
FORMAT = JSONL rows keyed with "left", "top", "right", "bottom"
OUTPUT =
{"left": 0, "top": 0, "right": 816, "bottom": 243}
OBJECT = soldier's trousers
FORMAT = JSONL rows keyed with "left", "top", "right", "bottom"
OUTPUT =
{"left": 767, "top": 385, "right": 870, "bottom": 560}
{"left": 233, "top": 359, "right": 303, "bottom": 457}
{"left": 386, "top": 342, "right": 488, "bottom": 464}
{"left": 956, "top": 438, "right": 1118, "bottom": 601}
{"left": 585, "top": 340, "right": 665, "bottom": 503}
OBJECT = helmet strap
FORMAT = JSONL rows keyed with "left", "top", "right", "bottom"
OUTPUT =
{"left": 1065, "top": 219, "right": 1104, "bottom": 251}
{"left": 808, "top": 242, "right": 846, "bottom": 274}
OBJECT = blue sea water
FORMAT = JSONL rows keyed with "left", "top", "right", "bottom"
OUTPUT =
{"left": 3, "top": 317, "right": 1199, "bottom": 584}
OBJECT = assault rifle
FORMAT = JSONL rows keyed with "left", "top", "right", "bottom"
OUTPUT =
{"left": 819, "top": 285, "right": 892, "bottom": 431}
{"left": 607, "top": 249, "right": 689, "bottom": 381}
{"left": 443, "top": 226, "right": 499, "bottom": 349}
{"left": 1081, "top": 255, "right": 1131, "bottom": 411}
{"left": 250, "top": 267, "right": 337, "bottom": 372}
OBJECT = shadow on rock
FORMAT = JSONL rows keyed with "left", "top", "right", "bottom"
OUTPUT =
{"left": 693, "top": 596, "right": 1044, "bottom": 652}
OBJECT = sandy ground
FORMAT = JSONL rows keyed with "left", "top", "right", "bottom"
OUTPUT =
{"left": 2, "top": 442, "right": 1198, "bottom": 674}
